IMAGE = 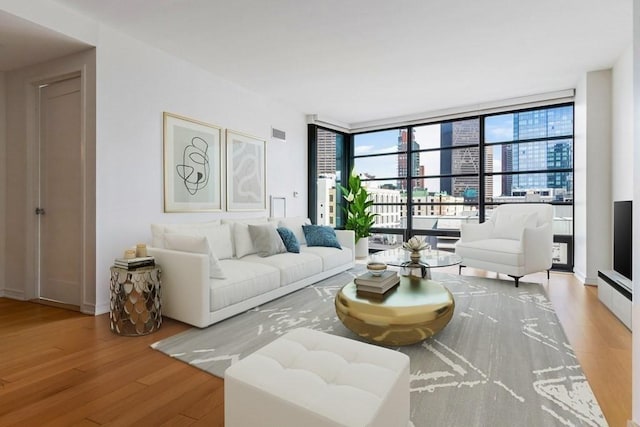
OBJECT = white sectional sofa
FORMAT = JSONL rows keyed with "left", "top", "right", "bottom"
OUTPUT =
{"left": 147, "top": 217, "right": 355, "bottom": 328}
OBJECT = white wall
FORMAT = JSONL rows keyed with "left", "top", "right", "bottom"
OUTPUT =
{"left": 611, "top": 46, "right": 634, "bottom": 202}
{"left": 0, "top": 71, "right": 5, "bottom": 295}
{"left": 93, "top": 26, "right": 307, "bottom": 312}
{"left": 0, "top": 3, "right": 308, "bottom": 313}
{"left": 573, "top": 75, "right": 587, "bottom": 282}
{"left": 573, "top": 70, "right": 612, "bottom": 284}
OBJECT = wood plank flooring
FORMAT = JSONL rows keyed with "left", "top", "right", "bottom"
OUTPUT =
{"left": 0, "top": 269, "right": 631, "bottom": 426}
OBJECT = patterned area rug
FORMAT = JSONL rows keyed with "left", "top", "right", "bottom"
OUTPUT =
{"left": 152, "top": 269, "right": 607, "bottom": 427}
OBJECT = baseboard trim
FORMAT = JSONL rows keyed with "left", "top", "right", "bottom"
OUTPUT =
{"left": 2, "top": 288, "right": 25, "bottom": 300}
{"left": 626, "top": 420, "right": 639, "bottom": 427}
{"left": 92, "top": 302, "right": 109, "bottom": 316}
{"left": 31, "top": 298, "right": 80, "bottom": 312}
{"left": 573, "top": 271, "right": 586, "bottom": 285}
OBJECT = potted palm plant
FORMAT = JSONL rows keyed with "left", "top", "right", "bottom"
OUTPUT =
{"left": 338, "top": 168, "right": 376, "bottom": 258}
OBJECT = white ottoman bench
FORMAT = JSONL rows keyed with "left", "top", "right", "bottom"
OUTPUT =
{"left": 225, "top": 328, "right": 410, "bottom": 427}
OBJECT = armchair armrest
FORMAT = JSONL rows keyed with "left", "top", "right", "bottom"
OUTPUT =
{"left": 335, "top": 230, "right": 356, "bottom": 263}
{"left": 459, "top": 222, "right": 493, "bottom": 243}
{"left": 522, "top": 223, "right": 553, "bottom": 272}
{"left": 147, "top": 247, "right": 211, "bottom": 328}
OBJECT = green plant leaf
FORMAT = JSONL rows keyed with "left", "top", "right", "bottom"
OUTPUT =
{"left": 339, "top": 167, "right": 379, "bottom": 240}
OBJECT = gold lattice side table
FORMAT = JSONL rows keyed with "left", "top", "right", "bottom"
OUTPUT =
{"left": 109, "top": 265, "right": 162, "bottom": 336}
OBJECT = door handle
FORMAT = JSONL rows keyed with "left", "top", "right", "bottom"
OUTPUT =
{"left": 35, "top": 208, "right": 46, "bottom": 215}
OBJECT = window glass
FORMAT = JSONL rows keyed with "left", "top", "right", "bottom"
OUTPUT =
{"left": 484, "top": 172, "right": 572, "bottom": 203}
{"left": 485, "top": 140, "right": 572, "bottom": 175}
{"left": 354, "top": 129, "right": 402, "bottom": 156}
{"left": 485, "top": 113, "right": 514, "bottom": 143}
{"left": 369, "top": 232, "right": 404, "bottom": 251}
{"left": 315, "top": 128, "right": 344, "bottom": 227}
{"left": 354, "top": 154, "right": 405, "bottom": 179}
{"left": 310, "top": 103, "right": 573, "bottom": 268}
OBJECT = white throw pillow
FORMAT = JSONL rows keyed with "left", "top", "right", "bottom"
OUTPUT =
{"left": 200, "top": 223, "right": 234, "bottom": 260}
{"left": 163, "top": 233, "right": 226, "bottom": 279}
{"left": 222, "top": 218, "right": 268, "bottom": 256}
{"left": 162, "top": 223, "right": 233, "bottom": 260}
{"left": 150, "top": 220, "right": 221, "bottom": 248}
{"left": 492, "top": 212, "right": 538, "bottom": 240}
{"left": 277, "top": 217, "right": 311, "bottom": 245}
{"left": 233, "top": 222, "right": 264, "bottom": 258}
{"left": 248, "top": 224, "right": 287, "bottom": 257}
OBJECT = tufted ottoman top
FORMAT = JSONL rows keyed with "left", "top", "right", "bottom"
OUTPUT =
{"left": 225, "top": 328, "right": 410, "bottom": 426}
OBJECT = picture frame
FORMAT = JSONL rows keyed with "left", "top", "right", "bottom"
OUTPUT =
{"left": 226, "top": 129, "right": 266, "bottom": 211}
{"left": 270, "top": 195, "right": 286, "bottom": 218}
{"left": 163, "top": 112, "right": 223, "bottom": 212}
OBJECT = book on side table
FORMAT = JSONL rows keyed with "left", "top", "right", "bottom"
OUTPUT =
{"left": 355, "top": 270, "right": 400, "bottom": 295}
{"left": 114, "top": 256, "right": 155, "bottom": 270}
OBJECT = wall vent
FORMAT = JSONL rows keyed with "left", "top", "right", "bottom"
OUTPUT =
{"left": 271, "top": 127, "right": 286, "bottom": 141}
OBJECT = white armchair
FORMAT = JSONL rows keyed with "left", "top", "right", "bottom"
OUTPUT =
{"left": 455, "top": 203, "right": 553, "bottom": 287}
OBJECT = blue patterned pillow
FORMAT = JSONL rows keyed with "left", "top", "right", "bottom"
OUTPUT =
{"left": 277, "top": 227, "right": 300, "bottom": 253}
{"left": 302, "top": 225, "right": 342, "bottom": 249}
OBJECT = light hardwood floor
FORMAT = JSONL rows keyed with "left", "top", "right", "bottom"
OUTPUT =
{"left": 0, "top": 269, "right": 631, "bottom": 426}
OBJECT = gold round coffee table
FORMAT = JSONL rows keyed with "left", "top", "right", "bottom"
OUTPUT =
{"left": 335, "top": 275, "right": 455, "bottom": 346}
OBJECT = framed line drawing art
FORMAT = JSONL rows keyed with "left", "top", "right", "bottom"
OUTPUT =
{"left": 226, "top": 129, "right": 266, "bottom": 211}
{"left": 163, "top": 112, "right": 223, "bottom": 212}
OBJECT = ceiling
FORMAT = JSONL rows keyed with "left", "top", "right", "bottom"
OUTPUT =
{"left": 7, "top": 0, "right": 633, "bottom": 125}
{"left": 0, "top": 10, "right": 91, "bottom": 72}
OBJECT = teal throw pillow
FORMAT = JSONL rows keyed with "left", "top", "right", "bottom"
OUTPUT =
{"left": 277, "top": 227, "right": 300, "bottom": 253}
{"left": 302, "top": 225, "right": 342, "bottom": 249}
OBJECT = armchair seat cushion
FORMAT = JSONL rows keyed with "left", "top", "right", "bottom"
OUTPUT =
{"left": 456, "top": 238, "right": 524, "bottom": 267}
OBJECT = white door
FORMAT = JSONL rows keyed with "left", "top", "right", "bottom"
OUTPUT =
{"left": 38, "top": 77, "right": 82, "bottom": 306}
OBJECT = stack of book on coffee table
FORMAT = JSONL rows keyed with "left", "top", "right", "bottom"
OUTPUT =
{"left": 354, "top": 271, "right": 400, "bottom": 297}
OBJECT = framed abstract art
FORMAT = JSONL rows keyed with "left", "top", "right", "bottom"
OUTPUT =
{"left": 226, "top": 129, "right": 266, "bottom": 211}
{"left": 163, "top": 112, "right": 222, "bottom": 212}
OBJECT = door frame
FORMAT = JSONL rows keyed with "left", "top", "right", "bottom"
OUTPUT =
{"left": 24, "top": 59, "right": 96, "bottom": 314}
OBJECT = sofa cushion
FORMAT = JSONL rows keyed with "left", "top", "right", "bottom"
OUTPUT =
{"left": 455, "top": 238, "right": 524, "bottom": 267}
{"left": 277, "top": 227, "right": 300, "bottom": 253}
{"left": 160, "top": 222, "right": 233, "bottom": 260}
{"left": 277, "top": 217, "right": 311, "bottom": 245}
{"left": 211, "top": 260, "right": 280, "bottom": 312}
{"left": 243, "top": 252, "right": 323, "bottom": 286}
{"left": 221, "top": 218, "right": 268, "bottom": 258}
{"left": 302, "top": 225, "right": 342, "bottom": 249}
{"left": 249, "top": 224, "right": 287, "bottom": 257}
{"left": 203, "top": 223, "right": 234, "bottom": 260}
{"left": 300, "top": 245, "right": 353, "bottom": 271}
{"left": 164, "top": 233, "right": 226, "bottom": 279}
{"left": 150, "top": 220, "right": 221, "bottom": 248}
{"left": 492, "top": 211, "right": 537, "bottom": 240}
{"left": 231, "top": 222, "right": 265, "bottom": 258}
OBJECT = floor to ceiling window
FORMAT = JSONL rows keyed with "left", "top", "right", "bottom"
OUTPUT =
{"left": 309, "top": 103, "right": 574, "bottom": 271}
{"left": 307, "top": 126, "right": 347, "bottom": 229}
{"left": 484, "top": 105, "right": 574, "bottom": 268}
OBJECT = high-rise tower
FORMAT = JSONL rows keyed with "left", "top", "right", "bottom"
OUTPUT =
{"left": 397, "top": 129, "right": 419, "bottom": 190}
{"left": 440, "top": 120, "right": 492, "bottom": 202}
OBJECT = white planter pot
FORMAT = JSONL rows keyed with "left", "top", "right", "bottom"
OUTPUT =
{"left": 354, "top": 238, "right": 369, "bottom": 259}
